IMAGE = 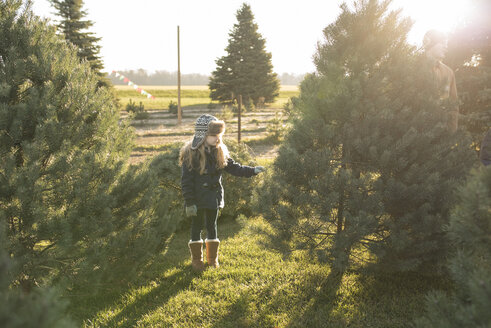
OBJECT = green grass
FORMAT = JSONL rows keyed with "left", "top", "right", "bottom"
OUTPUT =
{"left": 243, "top": 134, "right": 283, "bottom": 147}
{"left": 119, "top": 97, "right": 215, "bottom": 111}
{"left": 68, "top": 216, "right": 450, "bottom": 327}
{"left": 254, "top": 157, "right": 275, "bottom": 167}
{"left": 132, "top": 144, "right": 177, "bottom": 152}
{"left": 115, "top": 86, "right": 299, "bottom": 110}
{"left": 117, "top": 89, "right": 211, "bottom": 98}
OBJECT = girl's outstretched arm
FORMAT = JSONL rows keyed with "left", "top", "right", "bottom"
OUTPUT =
{"left": 224, "top": 158, "right": 256, "bottom": 177}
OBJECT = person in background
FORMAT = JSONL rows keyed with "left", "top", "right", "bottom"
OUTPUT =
{"left": 423, "top": 29, "right": 459, "bottom": 133}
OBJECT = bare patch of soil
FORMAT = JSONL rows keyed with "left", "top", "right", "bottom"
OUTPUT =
{"left": 127, "top": 106, "right": 284, "bottom": 163}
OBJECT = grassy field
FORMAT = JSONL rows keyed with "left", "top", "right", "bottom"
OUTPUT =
{"left": 116, "top": 85, "right": 297, "bottom": 164}
{"left": 70, "top": 216, "right": 448, "bottom": 327}
{"left": 115, "top": 85, "right": 299, "bottom": 110}
{"left": 61, "top": 86, "right": 452, "bottom": 327}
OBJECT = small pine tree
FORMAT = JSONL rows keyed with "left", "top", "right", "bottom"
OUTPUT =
{"left": 0, "top": 0, "right": 180, "bottom": 294}
{"left": 415, "top": 166, "right": 491, "bottom": 327}
{"left": 209, "top": 3, "right": 280, "bottom": 107}
{"left": 49, "top": 0, "right": 108, "bottom": 87}
{"left": 254, "top": 0, "right": 475, "bottom": 272}
{"left": 220, "top": 139, "right": 258, "bottom": 218}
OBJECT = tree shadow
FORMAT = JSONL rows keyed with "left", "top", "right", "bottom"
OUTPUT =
{"left": 206, "top": 263, "right": 448, "bottom": 328}
{"left": 205, "top": 217, "right": 346, "bottom": 327}
{"left": 69, "top": 217, "right": 243, "bottom": 327}
{"left": 339, "top": 269, "right": 452, "bottom": 327}
{"left": 284, "top": 269, "right": 449, "bottom": 328}
{"left": 207, "top": 265, "right": 345, "bottom": 328}
{"left": 284, "top": 270, "right": 345, "bottom": 328}
{"left": 97, "top": 265, "right": 196, "bottom": 327}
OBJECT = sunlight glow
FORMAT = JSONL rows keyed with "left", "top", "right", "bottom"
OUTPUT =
{"left": 395, "top": 0, "right": 473, "bottom": 45}
{"left": 31, "top": 0, "right": 476, "bottom": 73}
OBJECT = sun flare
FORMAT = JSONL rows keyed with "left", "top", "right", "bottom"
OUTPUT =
{"left": 396, "top": 0, "right": 473, "bottom": 44}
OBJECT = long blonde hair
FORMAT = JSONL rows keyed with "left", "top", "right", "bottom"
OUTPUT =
{"left": 179, "top": 137, "right": 230, "bottom": 175}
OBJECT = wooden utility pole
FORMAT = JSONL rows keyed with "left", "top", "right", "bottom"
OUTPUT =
{"left": 238, "top": 95, "right": 242, "bottom": 143}
{"left": 177, "top": 25, "right": 182, "bottom": 124}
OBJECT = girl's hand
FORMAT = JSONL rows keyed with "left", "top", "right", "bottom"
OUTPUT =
{"left": 254, "top": 166, "right": 266, "bottom": 174}
{"left": 186, "top": 205, "right": 197, "bottom": 217}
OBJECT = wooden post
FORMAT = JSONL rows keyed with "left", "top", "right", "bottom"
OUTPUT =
{"left": 177, "top": 25, "right": 182, "bottom": 124}
{"left": 238, "top": 95, "right": 242, "bottom": 143}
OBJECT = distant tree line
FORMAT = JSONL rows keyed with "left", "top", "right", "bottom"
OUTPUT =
{"left": 109, "top": 69, "right": 305, "bottom": 86}
{"left": 109, "top": 69, "right": 209, "bottom": 85}
{"left": 278, "top": 72, "right": 306, "bottom": 85}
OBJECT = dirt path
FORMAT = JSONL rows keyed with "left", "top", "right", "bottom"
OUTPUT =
{"left": 126, "top": 107, "right": 282, "bottom": 164}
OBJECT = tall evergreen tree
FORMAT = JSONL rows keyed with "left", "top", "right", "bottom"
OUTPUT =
{"left": 49, "top": 0, "right": 108, "bottom": 87}
{"left": 0, "top": 0, "right": 180, "bottom": 294}
{"left": 415, "top": 167, "right": 491, "bottom": 327}
{"left": 254, "top": 0, "right": 475, "bottom": 272}
{"left": 446, "top": 0, "right": 491, "bottom": 149}
{"left": 209, "top": 3, "right": 280, "bottom": 107}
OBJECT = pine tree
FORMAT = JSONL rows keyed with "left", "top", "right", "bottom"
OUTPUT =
{"left": 49, "top": 0, "right": 108, "bottom": 87}
{"left": 415, "top": 166, "right": 491, "bottom": 327}
{"left": 209, "top": 3, "right": 280, "bottom": 107}
{"left": 254, "top": 0, "right": 475, "bottom": 272}
{"left": 446, "top": 0, "right": 491, "bottom": 150}
{"left": 220, "top": 138, "right": 258, "bottom": 218}
{"left": 0, "top": 0, "right": 180, "bottom": 294}
{"left": 0, "top": 238, "right": 75, "bottom": 327}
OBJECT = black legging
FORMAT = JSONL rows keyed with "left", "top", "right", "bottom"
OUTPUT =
{"left": 191, "top": 208, "right": 219, "bottom": 241}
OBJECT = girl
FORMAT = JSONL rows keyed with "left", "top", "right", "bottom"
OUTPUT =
{"left": 179, "top": 114, "right": 265, "bottom": 270}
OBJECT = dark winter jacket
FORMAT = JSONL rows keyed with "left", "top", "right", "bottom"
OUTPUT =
{"left": 480, "top": 128, "right": 491, "bottom": 166}
{"left": 181, "top": 147, "right": 256, "bottom": 209}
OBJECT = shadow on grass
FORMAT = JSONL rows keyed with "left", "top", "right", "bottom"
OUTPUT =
{"left": 216, "top": 218, "right": 450, "bottom": 327}
{"left": 206, "top": 217, "right": 346, "bottom": 328}
{"left": 285, "top": 269, "right": 449, "bottom": 328}
{"left": 96, "top": 266, "right": 196, "bottom": 328}
{"left": 341, "top": 269, "right": 452, "bottom": 327}
{"left": 284, "top": 270, "right": 345, "bottom": 328}
{"left": 207, "top": 260, "right": 344, "bottom": 328}
{"left": 69, "top": 218, "right": 243, "bottom": 327}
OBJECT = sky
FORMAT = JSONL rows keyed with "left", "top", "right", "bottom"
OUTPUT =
{"left": 30, "top": 0, "right": 473, "bottom": 75}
